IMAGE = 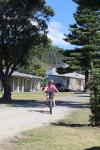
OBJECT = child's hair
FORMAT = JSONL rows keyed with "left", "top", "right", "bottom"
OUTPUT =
{"left": 48, "top": 80, "right": 55, "bottom": 86}
{"left": 49, "top": 80, "right": 54, "bottom": 83}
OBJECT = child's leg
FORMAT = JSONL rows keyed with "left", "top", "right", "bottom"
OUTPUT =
{"left": 52, "top": 93, "right": 56, "bottom": 107}
{"left": 53, "top": 98, "right": 56, "bottom": 106}
{"left": 45, "top": 94, "right": 49, "bottom": 106}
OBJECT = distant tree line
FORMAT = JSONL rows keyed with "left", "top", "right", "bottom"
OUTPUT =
{"left": 18, "top": 41, "right": 65, "bottom": 76}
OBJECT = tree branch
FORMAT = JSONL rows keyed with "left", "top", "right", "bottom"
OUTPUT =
{"left": 8, "top": 64, "right": 17, "bottom": 77}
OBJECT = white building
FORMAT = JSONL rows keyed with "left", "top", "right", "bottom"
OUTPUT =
{"left": 0, "top": 71, "right": 43, "bottom": 92}
{"left": 46, "top": 68, "right": 85, "bottom": 92}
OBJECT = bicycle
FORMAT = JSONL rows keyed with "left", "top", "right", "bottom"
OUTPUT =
{"left": 48, "top": 92, "right": 54, "bottom": 114}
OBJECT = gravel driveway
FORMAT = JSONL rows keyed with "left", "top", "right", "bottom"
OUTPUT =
{"left": 0, "top": 94, "right": 89, "bottom": 141}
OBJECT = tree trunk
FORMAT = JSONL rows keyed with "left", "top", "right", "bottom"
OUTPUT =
{"left": 84, "top": 69, "right": 89, "bottom": 93}
{"left": 0, "top": 77, "right": 12, "bottom": 103}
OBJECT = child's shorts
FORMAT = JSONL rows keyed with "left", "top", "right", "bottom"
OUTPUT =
{"left": 48, "top": 92, "right": 54, "bottom": 99}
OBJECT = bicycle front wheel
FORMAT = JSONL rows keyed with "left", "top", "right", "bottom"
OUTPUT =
{"left": 49, "top": 99, "right": 53, "bottom": 114}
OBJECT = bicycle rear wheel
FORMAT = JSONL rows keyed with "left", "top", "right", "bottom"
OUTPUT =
{"left": 49, "top": 99, "right": 53, "bottom": 114}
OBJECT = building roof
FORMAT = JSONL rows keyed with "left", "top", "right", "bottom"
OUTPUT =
{"left": 46, "top": 68, "right": 59, "bottom": 76}
{"left": 46, "top": 68, "right": 85, "bottom": 79}
{"left": 64, "top": 72, "right": 85, "bottom": 79}
{"left": 12, "top": 71, "right": 43, "bottom": 79}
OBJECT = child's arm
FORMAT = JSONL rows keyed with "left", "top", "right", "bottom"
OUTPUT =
{"left": 54, "top": 86, "right": 59, "bottom": 92}
{"left": 43, "top": 86, "right": 48, "bottom": 92}
{"left": 56, "top": 88, "right": 59, "bottom": 92}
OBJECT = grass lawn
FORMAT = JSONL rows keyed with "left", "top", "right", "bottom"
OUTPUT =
{"left": 12, "top": 92, "right": 74, "bottom": 100}
{"left": 0, "top": 91, "right": 74, "bottom": 100}
{"left": 1, "top": 102, "right": 100, "bottom": 150}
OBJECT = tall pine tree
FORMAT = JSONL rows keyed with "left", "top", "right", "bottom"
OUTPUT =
{"left": 64, "top": 0, "right": 100, "bottom": 91}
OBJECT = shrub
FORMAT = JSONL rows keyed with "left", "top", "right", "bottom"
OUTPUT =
{"left": 89, "top": 69, "right": 100, "bottom": 126}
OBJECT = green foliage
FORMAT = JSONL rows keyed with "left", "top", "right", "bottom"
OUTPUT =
{"left": 64, "top": 6, "right": 100, "bottom": 70}
{"left": 0, "top": 0, "right": 54, "bottom": 101}
{"left": 0, "top": 0, "right": 54, "bottom": 74}
{"left": 89, "top": 69, "right": 100, "bottom": 126}
{"left": 63, "top": 0, "right": 100, "bottom": 91}
{"left": 73, "top": 0, "right": 100, "bottom": 9}
{"left": 57, "top": 49, "right": 81, "bottom": 74}
{"left": 18, "top": 44, "right": 65, "bottom": 76}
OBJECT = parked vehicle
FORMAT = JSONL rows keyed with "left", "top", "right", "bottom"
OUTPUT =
{"left": 56, "top": 84, "right": 65, "bottom": 92}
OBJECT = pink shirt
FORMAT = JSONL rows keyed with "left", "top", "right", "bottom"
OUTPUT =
{"left": 45, "top": 85, "right": 57, "bottom": 93}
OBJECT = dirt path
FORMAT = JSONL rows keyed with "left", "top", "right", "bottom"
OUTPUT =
{"left": 0, "top": 94, "right": 89, "bottom": 141}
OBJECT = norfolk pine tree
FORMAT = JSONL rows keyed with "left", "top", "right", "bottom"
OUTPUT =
{"left": 0, "top": 0, "right": 54, "bottom": 102}
{"left": 64, "top": 0, "right": 100, "bottom": 91}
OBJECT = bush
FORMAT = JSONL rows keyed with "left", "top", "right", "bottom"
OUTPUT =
{"left": 89, "top": 69, "right": 100, "bottom": 126}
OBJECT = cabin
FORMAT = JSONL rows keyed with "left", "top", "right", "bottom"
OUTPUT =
{"left": 0, "top": 71, "right": 43, "bottom": 92}
{"left": 46, "top": 68, "right": 85, "bottom": 92}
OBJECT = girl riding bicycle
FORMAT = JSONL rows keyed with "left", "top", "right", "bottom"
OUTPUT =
{"left": 44, "top": 80, "right": 58, "bottom": 107}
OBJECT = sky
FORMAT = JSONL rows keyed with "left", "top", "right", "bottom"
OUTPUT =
{"left": 46, "top": 0, "right": 77, "bottom": 49}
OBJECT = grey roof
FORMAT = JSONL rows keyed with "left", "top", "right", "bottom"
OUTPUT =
{"left": 12, "top": 71, "right": 43, "bottom": 79}
{"left": 46, "top": 68, "right": 85, "bottom": 79}
{"left": 64, "top": 72, "right": 85, "bottom": 79}
{"left": 46, "top": 68, "right": 59, "bottom": 76}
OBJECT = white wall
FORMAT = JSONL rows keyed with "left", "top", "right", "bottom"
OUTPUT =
{"left": 0, "top": 76, "right": 42, "bottom": 93}
{"left": 48, "top": 75, "right": 84, "bottom": 91}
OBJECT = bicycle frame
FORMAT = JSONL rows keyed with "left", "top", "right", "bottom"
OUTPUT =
{"left": 48, "top": 93, "right": 54, "bottom": 114}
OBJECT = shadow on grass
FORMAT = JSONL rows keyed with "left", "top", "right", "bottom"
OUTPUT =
{"left": 51, "top": 121, "right": 89, "bottom": 128}
{"left": 78, "top": 95, "right": 90, "bottom": 97}
{"left": 74, "top": 92, "right": 90, "bottom": 97}
{"left": 28, "top": 109, "right": 49, "bottom": 114}
{"left": 85, "top": 147, "right": 100, "bottom": 150}
{"left": 10, "top": 100, "right": 45, "bottom": 108}
{"left": 56, "top": 100, "right": 90, "bottom": 109}
{"left": 0, "top": 99, "right": 90, "bottom": 109}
